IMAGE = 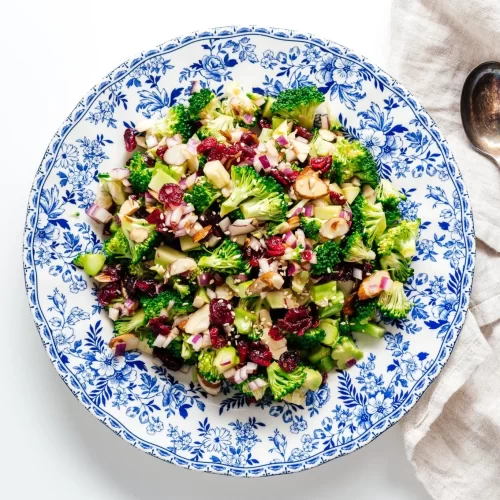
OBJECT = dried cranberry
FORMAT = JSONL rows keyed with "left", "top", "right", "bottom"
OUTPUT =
{"left": 159, "top": 184, "right": 184, "bottom": 207}
{"left": 209, "top": 327, "right": 227, "bottom": 349}
{"left": 270, "top": 168, "right": 299, "bottom": 188}
{"left": 329, "top": 190, "right": 347, "bottom": 205}
{"left": 301, "top": 250, "right": 313, "bottom": 262}
{"left": 197, "top": 137, "right": 218, "bottom": 154}
{"left": 213, "top": 273, "right": 225, "bottom": 286}
{"left": 103, "top": 221, "right": 112, "bottom": 236}
{"left": 153, "top": 347, "right": 183, "bottom": 371}
{"left": 278, "top": 350, "right": 300, "bottom": 372}
{"left": 268, "top": 325, "right": 284, "bottom": 341}
{"left": 136, "top": 279, "right": 157, "bottom": 297}
{"left": 239, "top": 143, "right": 256, "bottom": 161}
{"left": 295, "top": 126, "right": 314, "bottom": 141}
{"left": 209, "top": 298, "right": 235, "bottom": 327}
{"left": 310, "top": 155, "right": 332, "bottom": 174}
{"left": 362, "top": 262, "right": 373, "bottom": 277}
{"left": 149, "top": 316, "right": 171, "bottom": 336}
{"left": 226, "top": 143, "right": 241, "bottom": 156}
{"left": 103, "top": 264, "right": 122, "bottom": 282}
{"left": 147, "top": 208, "right": 169, "bottom": 233}
{"left": 122, "top": 276, "right": 138, "bottom": 298}
{"left": 237, "top": 339, "right": 249, "bottom": 364}
{"left": 246, "top": 396, "right": 257, "bottom": 404}
{"left": 201, "top": 211, "right": 223, "bottom": 237}
{"left": 249, "top": 342, "right": 273, "bottom": 367}
{"left": 135, "top": 206, "right": 149, "bottom": 219}
{"left": 259, "top": 118, "right": 271, "bottom": 129}
{"left": 321, "top": 372, "right": 328, "bottom": 385}
{"left": 240, "top": 132, "right": 259, "bottom": 147}
{"left": 97, "top": 282, "right": 121, "bottom": 307}
{"left": 141, "top": 154, "right": 156, "bottom": 167}
{"left": 331, "top": 262, "right": 354, "bottom": 281}
{"left": 156, "top": 145, "right": 168, "bottom": 159}
{"left": 124, "top": 128, "right": 137, "bottom": 152}
{"left": 277, "top": 305, "right": 318, "bottom": 336}
{"left": 266, "top": 236, "right": 286, "bottom": 257}
{"left": 208, "top": 144, "right": 228, "bottom": 162}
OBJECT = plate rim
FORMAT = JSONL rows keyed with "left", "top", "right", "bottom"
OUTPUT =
{"left": 23, "top": 24, "right": 476, "bottom": 476}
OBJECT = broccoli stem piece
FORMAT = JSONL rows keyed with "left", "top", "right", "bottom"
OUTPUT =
{"left": 73, "top": 252, "right": 106, "bottom": 276}
{"left": 318, "top": 291, "right": 345, "bottom": 319}
{"left": 350, "top": 321, "right": 385, "bottom": 339}
{"left": 114, "top": 309, "right": 147, "bottom": 335}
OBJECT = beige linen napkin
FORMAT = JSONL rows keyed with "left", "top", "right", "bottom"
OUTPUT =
{"left": 388, "top": 0, "right": 500, "bottom": 498}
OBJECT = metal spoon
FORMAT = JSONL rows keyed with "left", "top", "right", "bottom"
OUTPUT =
{"left": 461, "top": 61, "right": 500, "bottom": 167}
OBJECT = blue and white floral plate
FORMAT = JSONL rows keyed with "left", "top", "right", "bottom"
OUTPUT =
{"left": 23, "top": 26, "right": 475, "bottom": 476}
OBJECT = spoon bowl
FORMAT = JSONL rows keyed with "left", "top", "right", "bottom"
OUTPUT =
{"left": 461, "top": 61, "right": 500, "bottom": 166}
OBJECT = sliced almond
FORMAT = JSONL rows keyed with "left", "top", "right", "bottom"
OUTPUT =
{"left": 319, "top": 217, "right": 350, "bottom": 239}
{"left": 129, "top": 227, "right": 149, "bottom": 243}
{"left": 177, "top": 318, "right": 189, "bottom": 331}
{"left": 109, "top": 334, "right": 139, "bottom": 351}
{"left": 342, "top": 293, "right": 357, "bottom": 316}
{"left": 261, "top": 271, "right": 285, "bottom": 290}
{"left": 168, "top": 257, "right": 197, "bottom": 276}
{"left": 294, "top": 168, "right": 328, "bottom": 199}
{"left": 286, "top": 216, "right": 300, "bottom": 230}
{"left": 193, "top": 225, "right": 212, "bottom": 243}
{"left": 358, "top": 271, "right": 392, "bottom": 300}
{"left": 119, "top": 197, "right": 140, "bottom": 216}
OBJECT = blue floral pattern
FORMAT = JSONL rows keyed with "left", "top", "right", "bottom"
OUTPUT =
{"left": 24, "top": 26, "right": 475, "bottom": 477}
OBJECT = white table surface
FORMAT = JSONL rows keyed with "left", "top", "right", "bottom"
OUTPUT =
{"left": 1, "top": 1, "right": 431, "bottom": 498}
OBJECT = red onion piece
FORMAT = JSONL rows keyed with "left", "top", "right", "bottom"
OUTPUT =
{"left": 185, "top": 172, "right": 199, "bottom": 189}
{"left": 287, "top": 262, "right": 300, "bottom": 276}
{"left": 114, "top": 341, "right": 126, "bottom": 357}
{"left": 321, "top": 115, "right": 329, "bottom": 130}
{"left": 353, "top": 268, "right": 363, "bottom": 280}
{"left": 258, "top": 155, "right": 271, "bottom": 170}
{"left": 144, "top": 191, "right": 156, "bottom": 207}
{"left": 249, "top": 237, "right": 261, "bottom": 252}
{"left": 284, "top": 231, "right": 297, "bottom": 248}
{"left": 110, "top": 167, "right": 130, "bottom": 181}
{"left": 220, "top": 360, "right": 232, "bottom": 366}
{"left": 304, "top": 205, "right": 314, "bottom": 217}
{"left": 190, "top": 80, "right": 201, "bottom": 94}
{"left": 198, "top": 273, "right": 212, "bottom": 287}
{"left": 243, "top": 113, "right": 254, "bottom": 124}
{"left": 275, "top": 135, "right": 288, "bottom": 147}
{"left": 234, "top": 273, "right": 248, "bottom": 282}
{"left": 86, "top": 203, "right": 113, "bottom": 224}
{"left": 228, "top": 220, "right": 256, "bottom": 236}
{"left": 174, "top": 229, "right": 187, "bottom": 238}
{"left": 179, "top": 178, "right": 187, "bottom": 190}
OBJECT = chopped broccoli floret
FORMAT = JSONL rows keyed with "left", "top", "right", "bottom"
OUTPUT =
{"left": 171, "top": 277, "right": 192, "bottom": 298}
{"left": 271, "top": 86, "right": 325, "bottom": 130}
{"left": 375, "top": 179, "right": 406, "bottom": 208}
{"left": 114, "top": 309, "right": 147, "bottom": 335}
{"left": 299, "top": 215, "right": 322, "bottom": 240}
{"left": 339, "top": 319, "right": 352, "bottom": 337}
{"left": 198, "top": 239, "right": 250, "bottom": 275}
{"left": 266, "top": 362, "right": 307, "bottom": 401}
{"left": 120, "top": 216, "right": 158, "bottom": 264}
{"left": 197, "top": 349, "right": 222, "bottom": 383}
{"left": 240, "top": 191, "right": 287, "bottom": 222}
{"left": 350, "top": 195, "right": 387, "bottom": 247}
{"left": 184, "top": 177, "right": 221, "bottom": 214}
{"left": 198, "top": 113, "right": 236, "bottom": 142}
{"left": 329, "top": 138, "right": 379, "bottom": 187}
{"left": 103, "top": 229, "right": 131, "bottom": 261}
{"left": 287, "top": 327, "right": 326, "bottom": 349}
{"left": 220, "top": 166, "right": 282, "bottom": 217}
{"left": 140, "top": 289, "right": 193, "bottom": 320}
{"left": 128, "top": 152, "right": 153, "bottom": 193}
{"left": 188, "top": 88, "right": 221, "bottom": 121}
{"left": 377, "top": 219, "right": 420, "bottom": 259}
{"left": 351, "top": 298, "right": 378, "bottom": 324}
{"left": 166, "top": 338, "right": 183, "bottom": 359}
{"left": 331, "top": 336, "right": 363, "bottom": 370}
{"left": 311, "top": 240, "right": 342, "bottom": 275}
{"left": 380, "top": 251, "right": 414, "bottom": 283}
{"left": 153, "top": 104, "right": 193, "bottom": 142}
{"left": 238, "top": 375, "right": 269, "bottom": 400}
{"left": 127, "top": 262, "right": 155, "bottom": 279}
{"left": 343, "top": 232, "right": 376, "bottom": 262}
{"left": 377, "top": 281, "right": 412, "bottom": 319}
{"left": 73, "top": 252, "right": 106, "bottom": 276}
{"left": 384, "top": 205, "right": 402, "bottom": 227}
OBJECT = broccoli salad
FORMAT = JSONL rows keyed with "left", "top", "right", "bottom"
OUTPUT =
{"left": 75, "top": 82, "right": 420, "bottom": 403}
